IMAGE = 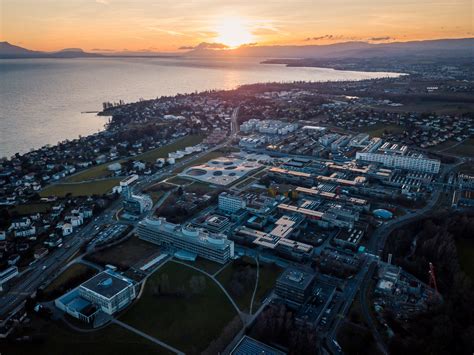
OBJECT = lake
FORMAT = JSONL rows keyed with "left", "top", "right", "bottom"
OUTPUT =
{"left": 0, "top": 57, "right": 401, "bottom": 157}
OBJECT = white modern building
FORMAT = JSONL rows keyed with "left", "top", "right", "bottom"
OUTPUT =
{"left": 78, "top": 270, "right": 137, "bottom": 315}
{"left": 356, "top": 152, "right": 440, "bottom": 174}
{"left": 218, "top": 192, "right": 246, "bottom": 213}
{"left": 137, "top": 217, "right": 235, "bottom": 264}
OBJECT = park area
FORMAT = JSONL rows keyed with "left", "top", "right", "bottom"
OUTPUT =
{"left": 3, "top": 317, "right": 172, "bottom": 355}
{"left": 39, "top": 263, "right": 98, "bottom": 301}
{"left": 40, "top": 178, "right": 121, "bottom": 197}
{"left": 85, "top": 236, "right": 160, "bottom": 270}
{"left": 119, "top": 261, "right": 239, "bottom": 354}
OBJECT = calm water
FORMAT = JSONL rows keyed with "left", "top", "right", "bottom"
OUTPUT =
{"left": 0, "top": 57, "right": 401, "bottom": 157}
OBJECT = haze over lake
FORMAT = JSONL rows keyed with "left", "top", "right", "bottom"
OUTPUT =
{"left": 0, "top": 57, "right": 400, "bottom": 157}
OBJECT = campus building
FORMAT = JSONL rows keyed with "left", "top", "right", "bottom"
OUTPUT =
{"left": 218, "top": 192, "right": 246, "bottom": 213}
{"left": 137, "top": 217, "right": 234, "bottom": 264}
{"left": 356, "top": 152, "right": 440, "bottom": 174}
{"left": 276, "top": 267, "right": 316, "bottom": 304}
{"left": 55, "top": 270, "right": 137, "bottom": 323}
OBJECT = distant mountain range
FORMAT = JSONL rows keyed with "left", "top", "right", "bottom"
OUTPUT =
{"left": 0, "top": 42, "right": 103, "bottom": 58}
{"left": 1, "top": 38, "right": 473, "bottom": 59}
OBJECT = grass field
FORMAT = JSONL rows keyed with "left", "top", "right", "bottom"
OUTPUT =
{"left": 456, "top": 238, "right": 474, "bottom": 280}
{"left": 120, "top": 261, "right": 237, "bottom": 354}
{"left": 40, "top": 263, "right": 97, "bottom": 301}
{"left": 445, "top": 138, "right": 474, "bottom": 157}
{"left": 9, "top": 202, "right": 52, "bottom": 215}
{"left": 251, "top": 261, "right": 283, "bottom": 313}
{"left": 65, "top": 135, "right": 204, "bottom": 183}
{"left": 358, "top": 123, "right": 405, "bottom": 137}
{"left": 458, "top": 162, "right": 474, "bottom": 175}
{"left": 3, "top": 317, "right": 172, "bottom": 355}
{"left": 40, "top": 178, "right": 121, "bottom": 197}
{"left": 180, "top": 256, "right": 224, "bottom": 274}
{"left": 216, "top": 256, "right": 257, "bottom": 312}
{"left": 85, "top": 236, "right": 160, "bottom": 270}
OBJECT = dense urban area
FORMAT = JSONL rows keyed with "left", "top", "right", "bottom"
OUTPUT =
{"left": 1, "top": 58, "right": 473, "bottom": 355}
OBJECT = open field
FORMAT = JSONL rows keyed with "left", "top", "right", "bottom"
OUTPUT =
{"left": 166, "top": 176, "right": 193, "bottom": 186}
{"left": 216, "top": 256, "right": 257, "bottom": 312}
{"left": 65, "top": 135, "right": 203, "bottom": 182}
{"left": 9, "top": 202, "right": 52, "bottom": 215}
{"left": 40, "top": 178, "right": 121, "bottom": 197}
{"left": 358, "top": 123, "right": 405, "bottom": 137}
{"left": 134, "top": 134, "right": 204, "bottom": 163}
{"left": 85, "top": 236, "right": 160, "bottom": 270}
{"left": 445, "top": 138, "right": 474, "bottom": 157}
{"left": 120, "top": 261, "right": 237, "bottom": 354}
{"left": 180, "top": 256, "right": 224, "bottom": 275}
{"left": 456, "top": 239, "right": 474, "bottom": 280}
{"left": 251, "top": 261, "right": 283, "bottom": 313}
{"left": 458, "top": 162, "right": 474, "bottom": 175}
{"left": 40, "top": 263, "right": 97, "bottom": 301}
{"left": 2, "top": 317, "right": 172, "bottom": 355}
{"left": 372, "top": 100, "right": 474, "bottom": 115}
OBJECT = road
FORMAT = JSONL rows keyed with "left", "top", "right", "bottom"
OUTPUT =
{"left": 0, "top": 107, "right": 243, "bottom": 321}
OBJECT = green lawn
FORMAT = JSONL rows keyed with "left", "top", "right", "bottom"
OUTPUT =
{"left": 251, "top": 261, "right": 283, "bottom": 313}
{"left": 9, "top": 202, "right": 52, "bottom": 215}
{"left": 40, "top": 263, "right": 98, "bottom": 301}
{"left": 358, "top": 123, "right": 405, "bottom": 138}
{"left": 216, "top": 256, "right": 257, "bottom": 313}
{"left": 456, "top": 238, "right": 474, "bottom": 280}
{"left": 180, "top": 256, "right": 224, "bottom": 274}
{"left": 3, "top": 317, "right": 172, "bottom": 355}
{"left": 85, "top": 236, "right": 160, "bottom": 270}
{"left": 65, "top": 134, "right": 203, "bottom": 182}
{"left": 40, "top": 178, "right": 121, "bottom": 197}
{"left": 134, "top": 134, "right": 204, "bottom": 163}
{"left": 120, "top": 261, "right": 237, "bottom": 354}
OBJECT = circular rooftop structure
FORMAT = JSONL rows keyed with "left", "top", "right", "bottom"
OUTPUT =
{"left": 186, "top": 168, "right": 207, "bottom": 176}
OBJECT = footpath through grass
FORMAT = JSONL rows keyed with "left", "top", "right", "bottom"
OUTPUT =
{"left": 120, "top": 261, "right": 237, "bottom": 354}
{"left": 3, "top": 317, "right": 172, "bottom": 355}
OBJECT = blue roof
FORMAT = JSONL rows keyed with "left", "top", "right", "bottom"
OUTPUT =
{"left": 373, "top": 209, "right": 393, "bottom": 219}
{"left": 231, "top": 336, "right": 286, "bottom": 355}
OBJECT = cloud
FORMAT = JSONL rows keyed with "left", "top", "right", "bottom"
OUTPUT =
{"left": 147, "top": 27, "right": 185, "bottom": 36}
{"left": 95, "top": 0, "right": 110, "bottom": 5}
{"left": 179, "top": 42, "right": 229, "bottom": 50}
{"left": 369, "top": 36, "right": 392, "bottom": 41}
{"left": 304, "top": 35, "right": 334, "bottom": 41}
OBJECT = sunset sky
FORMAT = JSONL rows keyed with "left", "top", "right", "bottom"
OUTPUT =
{"left": 1, "top": 0, "right": 472, "bottom": 52}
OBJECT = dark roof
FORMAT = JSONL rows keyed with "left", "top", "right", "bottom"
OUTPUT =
{"left": 277, "top": 267, "right": 315, "bottom": 291}
{"left": 80, "top": 271, "right": 132, "bottom": 299}
{"left": 231, "top": 336, "right": 286, "bottom": 355}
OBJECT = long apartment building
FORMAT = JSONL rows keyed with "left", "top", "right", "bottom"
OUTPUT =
{"left": 356, "top": 152, "right": 440, "bottom": 174}
{"left": 137, "top": 217, "right": 234, "bottom": 264}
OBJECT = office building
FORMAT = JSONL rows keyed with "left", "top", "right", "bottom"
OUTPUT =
{"left": 137, "top": 217, "right": 234, "bottom": 264}
{"left": 276, "top": 267, "right": 315, "bottom": 304}
{"left": 218, "top": 192, "right": 246, "bottom": 213}
{"left": 78, "top": 270, "right": 137, "bottom": 315}
{"left": 356, "top": 152, "right": 440, "bottom": 174}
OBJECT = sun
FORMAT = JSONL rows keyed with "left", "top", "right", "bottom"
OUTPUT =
{"left": 215, "top": 17, "right": 254, "bottom": 48}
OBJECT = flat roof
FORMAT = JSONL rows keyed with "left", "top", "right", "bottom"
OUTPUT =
{"left": 277, "top": 267, "right": 315, "bottom": 291}
{"left": 80, "top": 271, "right": 132, "bottom": 299}
{"left": 231, "top": 336, "right": 286, "bottom": 355}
